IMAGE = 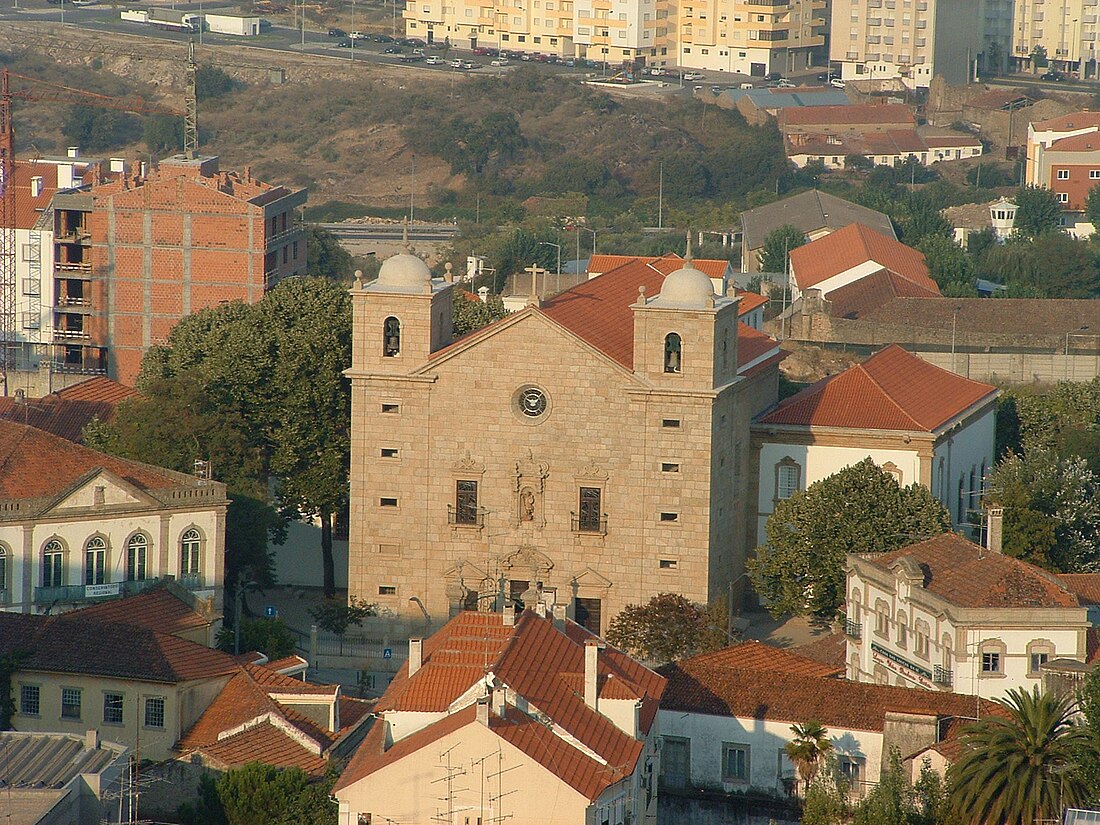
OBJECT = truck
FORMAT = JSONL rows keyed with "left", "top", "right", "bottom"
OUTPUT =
{"left": 121, "top": 8, "right": 201, "bottom": 31}
{"left": 204, "top": 14, "right": 261, "bottom": 36}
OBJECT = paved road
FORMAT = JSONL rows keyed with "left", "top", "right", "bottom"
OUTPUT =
{"left": 317, "top": 222, "right": 459, "bottom": 242}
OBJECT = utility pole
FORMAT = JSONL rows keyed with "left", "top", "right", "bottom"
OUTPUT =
{"left": 409, "top": 154, "right": 415, "bottom": 222}
{"left": 301, "top": 0, "right": 306, "bottom": 49}
{"left": 658, "top": 161, "right": 663, "bottom": 230}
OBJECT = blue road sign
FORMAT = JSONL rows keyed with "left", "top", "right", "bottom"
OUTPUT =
{"left": 264, "top": 605, "right": 278, "bottom": 619}
{"left": 383, "top": 647, "right": 393, "bottom": 659}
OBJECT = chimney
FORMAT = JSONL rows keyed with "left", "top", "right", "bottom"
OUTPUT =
{"left": 502, "top": 605, "right": 516, "bottom": 627}
{"left": 110, "top": 158, "right": 126, "bottom": 173}
{"left": 476, "top": 696, "right": 490, "bottom": 726}
{"left": 477, "top": 286, "right": 489, "bottom": 303}
{"left": 491, "top": 685, "right": 506, "bottom": 717}
{"left": 584, "top": 640, "right": 603, "bottom": 712}
{"left": 85, "top": 729, "right": 99, "bottom": 750}
{"left": 30, "top": 176, "right": 43, "bottom": 198}
{"left": 986, "top": 507, "right": 1004, "bottom": 555}
{"left": 408, "top": 638, "right": 423, "bottom": 677}
{"left": 632, "top": 700, "right": 642, "bottom": 738}
{"left": 67, "top": 146, "right": 80, "bottom": 158}
{"left": 552, "top": 603, "right": 567, "bottom": 630}
{"left": 535, "top": 600, "right": 547, "bottom": 619}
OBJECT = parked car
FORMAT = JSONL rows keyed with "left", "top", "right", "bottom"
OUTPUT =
{"left": 490, "top": 58, "right": 510, "bottom": 67}
{"left": 335, "top": 39, "right": 352, "bottom": 47}
{"left": 829, "top": 77, "right": 846, "bottom": 88}
{"left": 816, "top": 70, "right": 839, "bottom": 81}
{"left": 461, "top": 60, "right": 476, "bottom": 69}
{"left": 739, "top": 82, "right": 754, "bottom": 89}
{"left": 1041, "top": 70, "right": 1066, "bottom": 81}
{"left": 383, "top": 45, "right": 402, "bottom": 54}
{"left": 473, "top": 46, "right": 493, "bottom": 55}
{"left": 425, "top": 55, "right": 443, "bottom": 64}
{"left": 406, "top": 37, "right": 427, "bottom": 46}
{"left": 775, "top": 78, "right": 796, "bottom": 87}
{"left": 371, "top": 33, "right": 395, "bottom": 42}
{"left": 711, "top": 85, "right": 723, "bottom": 94}
{"left": 328, "top": 27, "right": 347, "bottom": 37}
{"left": 450, "top": 58, "right": 464, "bottom": 68}
{"left": 349, "top": 31, "right": 368, "bottom": 39}
{"left": 399, "top": 52, "right": 425, "bottom": 62}
{"left": 683, "top": 71, "right": 704, "bottom": 81}
{"left": 563, "top": 57, "right": 577, "bottom": 67}
{"left": 763, "top": 71, "right": 783, "bottom": 81}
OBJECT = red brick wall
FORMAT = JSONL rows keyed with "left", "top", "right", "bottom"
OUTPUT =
{"left": 1049, "top": 163, "right": 1100, "bottom": 211}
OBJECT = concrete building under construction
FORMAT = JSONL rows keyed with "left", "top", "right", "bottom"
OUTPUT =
{"left": 8, "top": 152, "right": 307, "bottom": 392}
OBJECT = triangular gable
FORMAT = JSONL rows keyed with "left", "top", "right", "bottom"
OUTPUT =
{"left": 570, "top": 567, "right": 613, "bottom": 589}
{"left": 46, "top": 467, "right": 161, "bottom": 513}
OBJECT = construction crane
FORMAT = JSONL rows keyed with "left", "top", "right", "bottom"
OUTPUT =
{"left": 0, "top": 43, "right": 197, "bottom": 395}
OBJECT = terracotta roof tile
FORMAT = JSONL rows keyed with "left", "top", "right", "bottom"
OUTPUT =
{"left": 1031, "top": 111, "right": 1100, "bottom": 132}
{"left": 10, "top": 161, "right": 59, "bottom": 230}
{"left": 780, "top": 103, "right": 914, "bottom": 128}
{"left": 659, "top": 661, "right": 1002, "bottom": 731}
{"left": 0, "top": 613, "right": 238, "bottom": 684}
{"left": 61, "top": 587, "right": 211, "bottom": 636}
{"left": 179, "top": 672, "right": 282, "bottom": 750}
{"left": 586, "top": 253, "right": 729, "bottom": 280}
{"left": 792, "top": 634, "right": 849, "bottom": 671}
{"left": 871, "top": 533, "right": 1081, "bottom": 609}
{"left": 789, "top": 223, "right": 935, "bottom": 293}
{"left": 0, "top": 380, "right": 134, "bottom": 443}
{"left": 52, "top": 377, "right": 137, "bottom": 404}
{"left": 825, "top": 268, "right": 942, "bottom": 319}
{"left": 194, "top": 720, "right": 329, "bottom": 776}
{"left": 741, "top": 190, "right": 896, "bottom": 253}
{"left": 1057, "top": 573, "right": 1100, "bottom": 605}
{"left": 757, "top": 344, "right": 997, "bottom": 432}
{"left": 681, "top": 640, "right": 843, "bottom": 678}
{"left": 0, "top": 419, "right": 208, "bottom": 499}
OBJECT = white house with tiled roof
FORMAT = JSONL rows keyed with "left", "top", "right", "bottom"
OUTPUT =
{"left": 334, "top": 608, "right": 666, "bottom": 825}
{"left": 657, "top": 639, "right": 1002, "bottom": 798}
{"left": 846, "top": 532, "right": 1100, "bottom": 701}
{"left": 752, "top": 345, "right": 999, "bottom": 543}
{"left": 0, "top": 419, "right": 227, "bottom": 616}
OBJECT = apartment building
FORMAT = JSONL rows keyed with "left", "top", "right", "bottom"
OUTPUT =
{"left": 1026, "top": 111, "right": 1100, "bottom": 236}
{"left": 1012, "top": 0, "right": 1100, "bottom": 79}
{"left": 829, "top": 0, "right": 997, "bottom": 88}
{"left": 402, "top": 0, "right": 821, "bottom": 72}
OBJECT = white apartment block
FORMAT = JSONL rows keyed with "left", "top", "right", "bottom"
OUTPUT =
{"left": 402, "top": 0, "right": 823, "bottom": 72}
{"left": 829, "top": 0, "right": 1004, "bottom": 88}
{"left": 1013, "top": 0, "right": 1100, "bottom": 79}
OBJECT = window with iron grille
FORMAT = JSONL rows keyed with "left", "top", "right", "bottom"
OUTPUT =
{"left": 144, "top": 696, "right": 166, "bottom": 729}
{"left": 454, "top": 480, "right": 479, "bottom": 525}
{"left": 61, "top": 688, "right": 82, "bottom": 719}
{"left": 577, "top": 487, "right": 603, "bottom": 532}
{"left": 103, "top": 692, "right": 124, "bottom": 725}
{"left": 20, "top": 685, "right": 40, "bottom": 716}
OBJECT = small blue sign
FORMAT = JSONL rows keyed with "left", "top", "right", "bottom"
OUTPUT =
{"left": 383, "top": 647, "right": 393, "bottom": 659}
{"left": 264, "top": 605, "right": 278, "bottom": 619}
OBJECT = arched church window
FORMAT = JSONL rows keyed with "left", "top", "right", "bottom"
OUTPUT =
{"left": 383, "top": 317, "right": 401, "bottom": 357}
{"left": 664, "top": 333, "right": 682, "bottom": 374}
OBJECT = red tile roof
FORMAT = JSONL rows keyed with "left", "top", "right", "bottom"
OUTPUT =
{"left": 1057, "top": 573, "right": 1100, "bottom": 605}
{"left": 0, "top": 419, "right": 206, "bottom": 500}
{"left": 660, "top": 660, "right": 1002, "bottom": 732}
{"left": 0, "top": 379, "right": 135, "bottom": 444}
{"left": 586, "top": 253, "right": 729, "bottom": 280}
{"left": 681, "top": 640, "right": 843, "bottom": 678}
{"left": 757, "top": 344, "right": 997, "bottom": 432}
{"left": 780, "top": 103, "right": 914, "bottom": 128}
{"left": 346, "top": 610, "right": 665, "bottom": 800}
{"left": 0, "top": 613, "right": 238, "bottom": 684}
{"left": 871, "top": 533, "right": 1082, "bottom": 609}
{"left": 62, "top": 587, "right": 211, "bottom": 637}
{"left": 10, "top": 161, "right": 59, "bottom": 230}
{"left": 789, "top": 223, "right": 935, "bottom": 293}
{"left": 194, "top": 720, "right": 329, "bottom": 776}
{"left": 53, "top": 377, "right": 137, "bottom": 405}
{"left": 792, "top": 633, "right": 849, "bottom": 671}
{"left": 1048, "top": 132, "right": 1100, "bottom": 152}
{"left": 1031, "top": 111, "right": 1100, "bottom": 132}
{"left": 825, "top": 268, "right": 942, "bottom": 320}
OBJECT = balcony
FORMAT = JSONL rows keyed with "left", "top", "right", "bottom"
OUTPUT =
{"left": 34, "top": 575, "right": 207, "bottom": 606}
{"left": 56, "top": 297, "right": 91, "bottom": 312}
{"left": 933, "top": 665, "right": 953, "bottom": 686}
{"left": 264, "top": 222, "right": 305, "bottom": 248}
{"left": 845, "top": 618, "right": 862, "bottom": 639}
{"left": 571, "top": 512, "right": 608, "bottom": 535}
{"left": 447, "top": 504, "right": 485, "bottom": 528}
{"left": 55, "top": 263, "right": 91, "bottom": 278}
{"left": 55, "top": 230, "right": 90, "bottom": 245}
{"left": 52, "top": 327, "right": 89, "bottom": 340}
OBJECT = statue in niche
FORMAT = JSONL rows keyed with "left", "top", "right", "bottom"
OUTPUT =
{"left": 519, "top": 486, "right": 536, "bottom": 522}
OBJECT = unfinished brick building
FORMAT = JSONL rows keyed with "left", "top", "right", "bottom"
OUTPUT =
{"left": 55, "top": 154, "right": 307, "bottom": 384}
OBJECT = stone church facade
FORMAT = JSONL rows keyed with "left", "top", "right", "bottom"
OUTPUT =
{"left": 346, "top": 246, "right": 783, "bottom": 634}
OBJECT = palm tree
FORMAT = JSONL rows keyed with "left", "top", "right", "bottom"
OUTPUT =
{"left": 948, "top": 687, "right": 1093, "bottom": 825}
{"left": 785, "top": 721, "right": 833, "bottom": 794}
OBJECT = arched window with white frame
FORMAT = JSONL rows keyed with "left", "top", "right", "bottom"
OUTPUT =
{"left": 85, "top": 536, "right": 107, "bottom": 585}
{"left": 180, "top": 529, "right": 202, "bottom": 579}
{"left": 0, "top": 543, "right": 8, "bottom": 600}
{"left": 43, "top": 540, "right": 64, "bottom": 588}
{"left": 127, "top": 533, "right": 149, "bottom": 582}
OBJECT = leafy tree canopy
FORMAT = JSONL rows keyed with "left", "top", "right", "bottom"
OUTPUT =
{"left": 758, "top": 224, "right": 806, "bottom": 274}
{"left": 309, "top": 597, "right": 377, "bottom": 636}
{"left": 196, "top": 65, "right": 237, "bottom": 100}
{"left": 216, "top": 618, "right": 298, "bottom": 660}
{"left": 605, "top": 593, "right": 729, "bottom": 664}
{"left": 306, "top": 226, "right": 355, "bottom": 283}
{"left": 1012, "top": 185, "right": 1064, "bottom": 238}
{"left": 453, "top": 291, "right": 509, "bottom": 337}
{"left": 980, "top": 233, "right": 1100, "bottom": 298}
{"left": 749, "top": 458, "right": 952, "bottom": 622}
{"left": 178, "top": 763, "right": 337, "bottom": 825}
{"left": 62, "top": 105, "right": 141, "bottom": 152}
{"left": 916, "top": 234, "right": 973, "bottom": 290}
{"left": 1087, "top": 184, "right": 1100, "bottom": 233}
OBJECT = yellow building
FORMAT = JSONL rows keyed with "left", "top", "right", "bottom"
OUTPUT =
{"left": 1012, "top": 0, "right": 1100, "bottom": 78}
{"left": 346, "top": 244, "right": 782, "bottom": 637}
{"left": 402, "top": 0, "right": 820, "bottom": 71}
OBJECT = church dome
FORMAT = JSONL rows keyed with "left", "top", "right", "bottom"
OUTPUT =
{"left": 375, "top": 250, "right": 432, "bottom": 290}
{"left": 657, "top": 260, "right": 715, "bottom": 308}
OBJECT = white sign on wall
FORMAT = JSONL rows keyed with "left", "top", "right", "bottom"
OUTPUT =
{"left": 85, "top": 583, "right": 121, "bottom": 598}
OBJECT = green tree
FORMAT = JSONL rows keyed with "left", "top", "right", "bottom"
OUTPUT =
{"left": 986, "top": 448, "right": 1100, "bottom": 572}
{"left": 1031, "top": 44, "right": 1049, "bottom": 71}
{"left": 177, "top": 772, "right": 227, "bottom": 825}
{"left": 605, "top": 593, "right": 728, "bottom": 664}
{"left": 196, "top": 65, "right": 237, "bottom": 100}
{"left": 981, "top": 233, "right": 1100, "bottom": 297}
{"left": 309, "top": 596, "right": 377, "bottom": 636}
{"left": 217, "top": 618, "right": 298, "bottom": 659}
{"left": 1076, "top": 666, "right": 1100, "bottom": 802}
{"left": 306, "top": 226, "right": 355, "bottom": 282}
{"left": 1086, "top": 184, "right": 1100, "bottom": 233}
{"left": 785, "top": 721, "right": 833, "bottom": 795}
{"left": 852, "top": 749, "right": 914, "bottom": 825}
{"left": 801, "top": 753, "right": 849, "bottom": 825}
{"left": 453, "top": 291, "right": 508, "bottom": 337}
{"left": 215, "top": 763, "right": 337, "bottom": 825}
{"left": 1013, "top": 185, "right": 1064, "bottom": 237}
{"left": 757, "top": 224, "right": 806, "bottom": 274}
{"left": 916, "top": 235, "right": 973, "bottom": 290}
{"left": 948, "top": 688, "right": 1092, "bottom": 825}
{"left": 144, "top": 114, "right": 183, "bottom": 156}
{"left": 749, "top": 458, "right": 952, "bottom": 622}
{"left": 62, "top": 105, "right": 141, "bottom": 152}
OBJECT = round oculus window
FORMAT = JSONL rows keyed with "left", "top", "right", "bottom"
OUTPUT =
{"left": 517, "top": 386, "right": 548, "bottom": 418}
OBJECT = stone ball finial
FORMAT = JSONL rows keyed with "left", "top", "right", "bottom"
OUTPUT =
{"left": 354, "top": 269, "right": 364, "bottom": 288}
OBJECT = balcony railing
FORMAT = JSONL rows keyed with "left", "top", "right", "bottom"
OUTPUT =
{"left": 845, "top": 618, "right": 862, "bottom": 639}
{"left": 571, "top": 512, "right": 608, "bottom": 535}
{"left": 34, "top": 575, "right": 207, "bottom": 606}
{"left": 933, "top": 665, "right": 954, "bottom": 686}
{"left": 53, "top": 328, "right": 89, "bottom": 340}
{"left": 48, "top": 360, "right": 107, "bottom": 376}
{"left": 56, "top": 296, "right": 90, "bottom": 308}
{"left": 178, "top": 572, "right": 205, "bottom": 590}
{"left": 447, "top": 505, "right": 485, "bottom": 528}
{"left": 55, "top": 263, "right": 92, "bottom": 277}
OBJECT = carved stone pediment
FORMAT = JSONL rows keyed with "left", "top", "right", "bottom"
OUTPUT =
{"left": 452, "top": 451, "right": 486, "bottom": 475}
{"left": 575, "top": 462, "right": 608, "bottom": 481}
{"left": 501, "top": 545, "right": 554, "bottom": 576}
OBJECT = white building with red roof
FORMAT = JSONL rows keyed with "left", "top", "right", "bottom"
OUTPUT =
{"left": 1024, "top": 111, "right": 1100, "bottom": 237}
{"left": 845, "top": 531, "right": 1100, "bottom": 701}
{"left": 787, "top": 223, "right": 942, "bottom": 315}
{"left": 752, "top": 345, "right": 999, "bottom": 542}
{"left": 0, "top": 418, "right": 227, "bottom": 616}
{"left": 334, "top": 608, "right": 666, "bottom": 825}
{"left": 347, "top": 243, "right": 784, "bottom": 634}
